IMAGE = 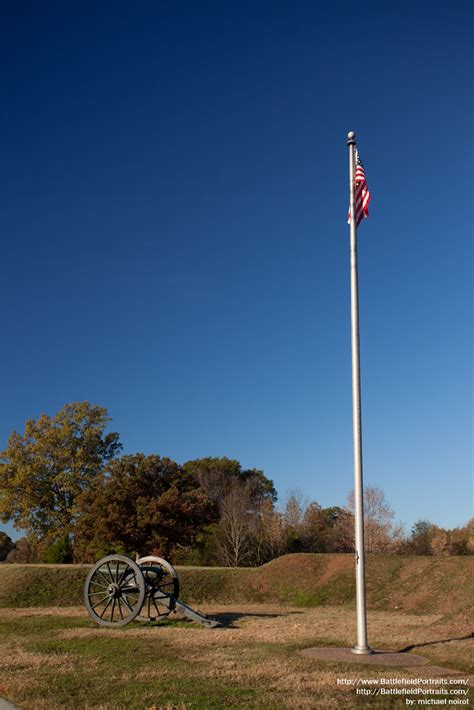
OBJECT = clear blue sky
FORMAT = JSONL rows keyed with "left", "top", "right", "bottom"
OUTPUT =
{"left": 1, "top": 1, "right": 472, "bottom": 541}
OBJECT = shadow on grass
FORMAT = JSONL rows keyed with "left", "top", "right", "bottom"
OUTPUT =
{"left": 148, "top": 610, "right": 304, "bottom": 629}
{"left": 398, "top": 632, "right": 473, "bottom": 653}
{"left": 211, "top": 610, "right": 304, "bottom": 627}
{"left": 143, "top": 610, "right": 303, "bottom": 629}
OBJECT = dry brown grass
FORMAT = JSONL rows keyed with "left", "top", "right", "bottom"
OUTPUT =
{"left": 0, "top": 604, "right": 472, "bottom": 709}
{"left": 0, "top": 605, "right": 85, "bottom": 618}
{"left": 52, "top": 604, "right": 468, "bottom": 651}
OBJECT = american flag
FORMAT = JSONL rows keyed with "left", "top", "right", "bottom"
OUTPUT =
{"left": 348, "top": 148, "right": 371, "bottom": 227}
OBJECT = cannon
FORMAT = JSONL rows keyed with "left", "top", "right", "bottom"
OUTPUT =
{"left": 83, "top": 553, "right": 220, "bottom": 628}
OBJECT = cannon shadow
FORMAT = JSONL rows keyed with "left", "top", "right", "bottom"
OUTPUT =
{"left": 210, "top": 610, "right": 304, "bottom": 628}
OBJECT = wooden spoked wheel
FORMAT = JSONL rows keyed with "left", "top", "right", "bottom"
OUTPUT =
{"left": 135, "top": 555, "right": 180, "bottom": 622}
{"left": 84, "top": 554, "right": 146, "bottom": 627}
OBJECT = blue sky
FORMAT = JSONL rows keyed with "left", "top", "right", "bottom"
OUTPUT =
{"left": 1, "top": 1, "right": 472, "bottom": 541}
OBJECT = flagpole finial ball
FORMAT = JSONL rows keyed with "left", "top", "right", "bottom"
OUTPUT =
{"left": 347, "top": 131, "right": 355, "bottom": 140}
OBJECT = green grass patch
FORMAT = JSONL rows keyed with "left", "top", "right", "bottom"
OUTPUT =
{"left": 0, "top": 565, "right": 86, "bottom": 607}
{"left": 1, "top": 613, "right": 273, "bottom": 709}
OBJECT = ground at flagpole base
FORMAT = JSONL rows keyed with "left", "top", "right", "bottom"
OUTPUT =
{"left": 351, "top": 645, "right": 374, "bottom": 655}
{"left": 300, "top": 647, "right": 472, "bottom": 680}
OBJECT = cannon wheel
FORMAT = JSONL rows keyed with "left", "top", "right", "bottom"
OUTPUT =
{"left": 84, "top": 554, "right": 146, "bottom": 627}
{"left": 135, "top": 555, "right": 180, "bottom": 622}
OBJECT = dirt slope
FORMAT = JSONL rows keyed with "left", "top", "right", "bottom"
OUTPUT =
{"left": 0, "top": 554, "right": 472, "bottom": 619}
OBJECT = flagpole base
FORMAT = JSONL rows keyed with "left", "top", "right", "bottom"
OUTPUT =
{"left": 351, "top": 645, "right": 374, "bottom": 655}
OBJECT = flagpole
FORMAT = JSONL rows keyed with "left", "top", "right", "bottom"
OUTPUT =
{"left": 347, "top": 130, "right": 372, "bottom": 655}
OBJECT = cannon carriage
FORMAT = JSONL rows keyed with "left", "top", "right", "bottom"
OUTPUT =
{"left": 84, "top": 554, "right": 219, "bottom": 628}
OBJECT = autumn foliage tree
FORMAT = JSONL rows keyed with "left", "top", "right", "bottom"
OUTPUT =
{"left": 0, "top": 402, "right": 121, "bottom": 542}
{"left": 347, "top": 486, "right": 404, "bottom": 553}
{"left": 1, "top": 402, "right": 470, "bottom": 565}
{"left": 183, "top": 457, "right": 277, "bottom": 506}
{"left": 408, "top": 518, "right": 473, "bottom": 556}
{"left": 74, "top": 454, "right": 215, "bottom": 562}
{"left": 212, "top": 475, "right": 281, "bottom": 567}
{"left": 179, "top": 457, "right": 279, "bottom": 566}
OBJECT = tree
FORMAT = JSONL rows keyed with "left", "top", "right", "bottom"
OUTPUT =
{"left": 214, "top": 480, "right": 254, "bottom": 567}
{"left": 324, "top": 507, "right": 355, "bottom": 552}
{"left": 450, "top": 519, "right": 474, "bottom": 555}
{"left": 0, "top": 531, "right": 14, "bottom": 561}
{"left": 217, "top": 487, "right": 285, "bottom": 567}
{"left": 410, "top": 520, "right": 434, "bottom": 555}
{"left": 430, "top": 526, "right": 450, "bottom": 556}
{"left": 74, "top": 454, "right": 215, "bottom": 562}
{"left": 250, "top": 497, "right": 286, "bottom": 565}
{"left": 4, "top": 536, "right": 44, "bottom": 563}
{"left": 0, "top": 402, "right": 121, "bottom": 540}
{"left": 283, "top": 493, "right": 306, "bottom": 528}
{"left": 181, "top": 457, "right": 279, "bottom": 567}
{"left": 402, "top": 519, "right": 474, "bottom": 556}
{"left": 183, "top": 457, "right": 277, "bottom": 506}
{"left": 43, "top": 535, "right": 73, "bottom": 563}
{"left": 301, "top": 502, "right": 330, "bottom": 552}
{"left": 282, "top": 492, "right": 307, "bottom": 552}
{"left": 347, "top": 486, "right": 404, "bottom": 553}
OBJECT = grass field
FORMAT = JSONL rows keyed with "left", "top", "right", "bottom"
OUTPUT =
{"left": 0, "top": 604, "right": 472, "bottom": 709}
{"left": 0, "top": 555, "right": 472, "bottom": 709}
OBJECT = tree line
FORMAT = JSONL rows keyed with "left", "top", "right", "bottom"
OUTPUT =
{"left": 0, "top": 402, "right": 472, "bottom": 564}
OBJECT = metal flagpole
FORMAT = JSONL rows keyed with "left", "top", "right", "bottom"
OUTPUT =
{"left": 347, "top": 130, "right": 372, "bottom": 655}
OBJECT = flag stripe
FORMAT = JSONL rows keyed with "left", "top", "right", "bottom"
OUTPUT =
{"left": 348, "top": 148, "right": 371, "bottom": 227}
